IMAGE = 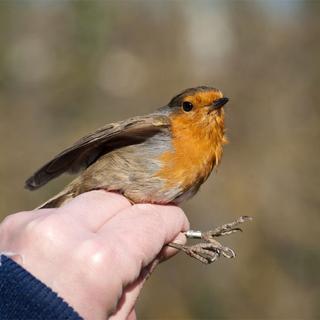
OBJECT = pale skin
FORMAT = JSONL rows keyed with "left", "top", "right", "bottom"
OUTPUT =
{"left": 0, "top": 191, "right": 189, "bottom": 319}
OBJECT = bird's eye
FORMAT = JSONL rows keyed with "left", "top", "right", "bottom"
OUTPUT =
{"left": 182, "top": 101, "right": 193, "bottom": 112}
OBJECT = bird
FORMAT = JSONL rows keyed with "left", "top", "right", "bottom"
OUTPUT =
{"left": 25, "top": 86, "right": 251, "bottom": 264}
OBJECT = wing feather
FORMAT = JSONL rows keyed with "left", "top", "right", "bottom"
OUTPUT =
{"left": 25, "top": 114, "right": 170, "bottom": 190}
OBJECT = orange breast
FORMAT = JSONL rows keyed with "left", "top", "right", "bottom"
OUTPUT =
{"left": 156, "top": 110, "right": 226, "bottom": 190}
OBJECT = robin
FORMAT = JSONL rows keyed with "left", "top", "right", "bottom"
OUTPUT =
{"left": 25, "top": 86, "right": 251, "bottom": 264}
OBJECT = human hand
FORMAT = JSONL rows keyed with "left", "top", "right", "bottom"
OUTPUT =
{"left": 0, "top": 191, "right": 189, "bottom": 319}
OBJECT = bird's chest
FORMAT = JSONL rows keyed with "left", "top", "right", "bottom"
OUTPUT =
{"left": 156, "top": 124, "right": 222, "bottom": 191}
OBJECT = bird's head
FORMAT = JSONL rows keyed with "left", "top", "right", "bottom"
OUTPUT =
{"left": 164, "top": 86, "right": 229, "bottom": 141}
{"left": 168, "top": 86, "right": 228, "bottom": 121}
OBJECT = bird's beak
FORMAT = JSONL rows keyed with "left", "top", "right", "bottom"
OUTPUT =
{"left": 211, "top": 97, "right": 229, "bottom": 110}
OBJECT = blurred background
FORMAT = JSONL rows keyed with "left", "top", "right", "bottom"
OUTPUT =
{"left": 0, "top": 0, "right": 319, "bottom": 318}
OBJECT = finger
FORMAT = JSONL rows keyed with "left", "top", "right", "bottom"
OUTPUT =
{"left": 0, "top": 209, "right": 53, "bottom": 250}
{"left": 97, "top": 203, "right": 189, "bottom": 278}
{"left": 109, "top": 260, "right": 159, "bottom": 320}
{"left": 0, "top": 209, "right": 57, "bottom": 268}
{"left": 0, "top": 209, "right": 49, "bottom": 232}
{"left": 109, "top": 283, "right": 140, "bottom": 320}
{"left": 127, "top": 309, "right": 136, "bottom": 320}
{"left": 109, "top": 281, "right": 142, "bottom": 320}
{"left": 57, "top": 190, "right": 131, "bottom": 232}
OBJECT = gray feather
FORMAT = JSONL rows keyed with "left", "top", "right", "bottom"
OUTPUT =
{"left": 25, "top": 114, "right": 170, "bottom": 190}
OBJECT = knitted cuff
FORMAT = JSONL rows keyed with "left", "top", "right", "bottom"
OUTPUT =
{"left": 0, "top": 255, "right": 82, "bottom": 320}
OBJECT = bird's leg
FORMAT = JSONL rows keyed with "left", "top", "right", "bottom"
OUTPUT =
{"left": 168, "top": 216, "right": 252, "bottom": 264}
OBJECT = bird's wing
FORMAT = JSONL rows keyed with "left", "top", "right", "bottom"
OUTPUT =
{"left": 25, "top": 114, "right": 170, "bottom": 190}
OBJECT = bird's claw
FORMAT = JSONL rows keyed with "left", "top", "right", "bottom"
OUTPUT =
{"left": 202, "top": 215, "right": 253, "bottom": 240}
{"left": 168, "top": 242, "right": 235, "bottom": 264}
{"left": 220, "top": 246, "right": 236, "bottom": 259}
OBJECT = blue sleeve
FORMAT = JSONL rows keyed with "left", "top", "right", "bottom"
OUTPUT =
{"left": 0, "top": 255, "right": 82, "bottom": 320}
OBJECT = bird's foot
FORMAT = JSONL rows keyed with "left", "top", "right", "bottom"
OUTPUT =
{"left": 168, "top": 241, "right": 235, "bottom": 264}
{"left": 169, "top": 216, "right": 252, "bottom": 264}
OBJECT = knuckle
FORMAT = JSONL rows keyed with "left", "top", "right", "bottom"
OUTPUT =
{"left": 0, "top": 211, "right": 29, "bottom": 237}
{"left": 0, "top": 214, "right": 16, "bottom": 231}
{"left": 1, "top": 212, "right": 25, "bottom": 228}
{"left": 0, "top": 215, "right": 17, "bottom": 245}
{"left": 24, "top": 215, "right": 59, "bottom": 241}
{"left": 75, "top": 239, "right": 112, "bottom": 272}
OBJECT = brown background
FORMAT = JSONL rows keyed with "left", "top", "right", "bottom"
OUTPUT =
{"left": 0, "top": 1, "right": 319, "bottom": 319}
